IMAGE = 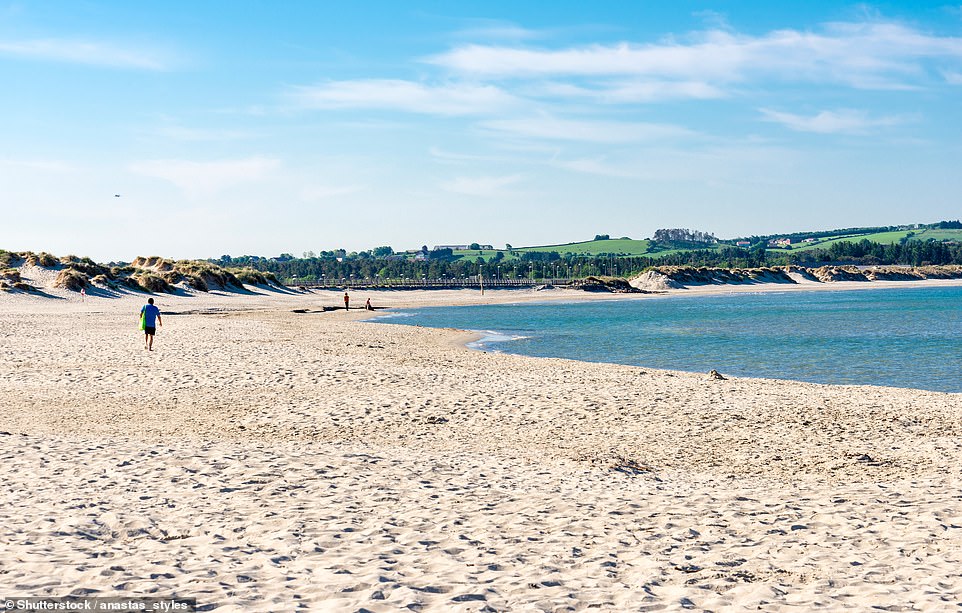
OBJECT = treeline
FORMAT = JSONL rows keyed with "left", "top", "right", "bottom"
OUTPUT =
{"left": 733, "top": 220, "right": 959, "bottom": 244}
{"left": 784, "top": 238, "right": 962, "bottom": 266}
{"left": 218, "top": 247, "right": 769, "bottom": 284}
{"left": 733, "top": 225, "right": 904, "bottom": 244}
{"left": 653, "top": 228, "right": 717, "bottom": 244}
{"left": 215, "top": 237, "right": 962, "bottom": 284}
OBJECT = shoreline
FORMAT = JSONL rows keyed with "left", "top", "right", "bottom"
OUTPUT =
{"left": 3, "top": 277, "right": 962, "bottom": 609}
{"left": 5, "top": 269, "right": 962, "bottom": 312}
{"left": 355, "top": 277, "right": 962, "bottom": 395}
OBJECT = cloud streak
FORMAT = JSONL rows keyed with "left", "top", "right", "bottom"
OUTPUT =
{"left": 759, "top": 108, "right": 907, "bottom": 134}
{"left": 427, "top": 21, "right": 962, "bottom": 90}
{"left": 128, "top": 157, "right": 280, "bottom": 196}
{"left": 480, "top": 116, "right": 695, "bottom": 143}
{"left": 0, "top": 38, "right": 170, "bottom": 70}
{"left": 441, "top": 174, "right": 524, "bottom": 197}
{"left": 290, "top": 79, "right": 520, "bottom": 115}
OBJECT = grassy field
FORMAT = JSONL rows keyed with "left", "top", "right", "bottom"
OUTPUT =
{"left": 769, "top": 230, "right": 912, "bottom": 252}
{"left": 443, "top": 228, "right": 962, "bottom": 261}
{"left": 913, "top": 228, "right": 962, "bottom": 241}
{"left": 767, "top": 228, "right": 962, "bottom": 253}
{"left": 517, "top": 238, "right": 653, "bottom": 256}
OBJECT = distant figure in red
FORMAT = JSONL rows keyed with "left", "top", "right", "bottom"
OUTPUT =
{"left": 343, "top": 292, "right": 350, "bottom": 311}
{"left": 365, "top": 298, "right": 373, "bottom": 311}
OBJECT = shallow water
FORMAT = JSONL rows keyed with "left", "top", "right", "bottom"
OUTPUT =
{"left": 373, "top": 285, "right": 962, "bottom": 393}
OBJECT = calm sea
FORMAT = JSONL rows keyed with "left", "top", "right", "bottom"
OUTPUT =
{"left": 373, "top": 285, "right": 962, "bottom": 393}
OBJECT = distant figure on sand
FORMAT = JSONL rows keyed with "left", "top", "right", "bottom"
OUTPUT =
{"left": 140, "top": 298, "right": 162, "bottom": 351}
{"left": 365, "top": 298, "right": 373, "bottom": 311}
{"left": 343, "top": 292, "right": 350, "bottom": 310}
{"left": 80, "top": 287, "right": 85, "bottom": 302}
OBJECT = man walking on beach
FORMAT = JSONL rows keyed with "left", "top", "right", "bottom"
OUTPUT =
{"left": 140, "top": 297, "right": 162, "bottom": 351}
{"left": 343, "top": 292, "right": 350, "bottom": 311}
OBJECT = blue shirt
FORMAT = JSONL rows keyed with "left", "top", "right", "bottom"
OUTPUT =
{"left": 141, "top": 304, "right": 160, "bottom": 327}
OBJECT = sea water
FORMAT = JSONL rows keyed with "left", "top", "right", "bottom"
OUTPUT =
{"left": 373, "top": 285, "right": 962, "bottom": 393}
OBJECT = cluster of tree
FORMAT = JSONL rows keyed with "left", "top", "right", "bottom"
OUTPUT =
{"left": 931, "top": 220, "right": 962, "bottom": 229}
{"left": 215, "top": 235, "right": 962, "bottom": 285}
{"left": 652, "top": 228, "right": 717, "bottom": 244}
{"left": 225, "top": 248, "right": 771, "bottom": 284}
{"left": 783, "top": 239, "right": 962, "bottom": 266}
{"left": 519, "top": 251, "right": 562, "bottom": 262}
{"left": 732, "top": 225, "right": 904, "bottom": 245}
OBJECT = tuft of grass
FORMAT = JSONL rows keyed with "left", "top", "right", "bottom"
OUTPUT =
{"left": 54, "top": 269, "right": 89, "bottom": 291}
{"left": 123, "top": 258, "right": 247, "bottom": 292}
{"left": 36, "top": 252, "right": 58, "bottom": 267}
{"left": 173, "top": 261, "right": 243, "bottom": 290}
{"left": 132, "top": 272, "right": 172, "bottom": 293}
{"left": 232, "top": 268, "right": 278, "bottom": 285}
{"left": 132, "top": 255, "right": 174, "bottom": 271}
{"left": 61, "top": 256, "right": 111, "bottom": 279}
{"left": 90, "top": 274, "right": 115, "bottom": 287}
{"left": 161, "top": 271, "right": 184, "bottom": 285}
{"left": 185, "top": 274, "right": 208, "bottom": 292}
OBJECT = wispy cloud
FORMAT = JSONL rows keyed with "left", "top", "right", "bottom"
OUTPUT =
{"left": 441, "top": 174, "right": 524, "bottom": 197}
{"left": 290, "top": 79, "right": 520, "bottom": 115}
{"left": 527, "top": 79, "right": 725, "bottom": 103}
{"left": 551, "top": 143, "right": 799, "bottom": 184}
{"left": 480, "top": 116, "right": 694, "bottom": 143}
{"left": 944, "top": 70, "right": 962, "bottom": 84}
{"left": 553, "top": 157, "right": 639, "bottom": 178}
{"left": 0, "top": 158, "right": 76, "bottom": 173}
{"left": 759, "top": 108, "right": 907, "bottom": 134}
{"left": 128, "top": 157, "right": 280, "bottom": 196}
{"left": 299, "top": 185, "right": 363, "bottom": 201}
{"left": 151, "top": 122, "right": 251, "bottom": 142}
{"left": 449, "top": 19, "right": 545, "bottom": 42}
{"left": 427, "top": 20, "right": 962, "bottom": 90}
{"left": 0, "top": 38, "right": 171, "bottom": 70}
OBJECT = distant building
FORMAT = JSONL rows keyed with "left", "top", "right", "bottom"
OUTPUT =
{"left": 802, "top": 238, "right": 817, "bottom": 243}
{"left": 432, "top": 244, "right": 494, "bottom": 251}
{"left": 768, "top": 238, "right": 792, "bottom": 247}
{"left": 735, "top": 241, "right": 751, "bottom": 247}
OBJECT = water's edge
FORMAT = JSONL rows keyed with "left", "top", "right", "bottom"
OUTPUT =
{"left": 369, "top": 285, "right": 962, "bottom": 393}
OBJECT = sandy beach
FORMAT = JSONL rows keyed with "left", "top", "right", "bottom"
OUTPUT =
{"left": 2, "top": 282, "right": 962, "bottom": 611}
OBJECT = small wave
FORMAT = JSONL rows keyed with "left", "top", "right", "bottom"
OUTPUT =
{"left": 468, "top": 330, "right": 529, "bottom": 352}
{"left": 369, "top": 311, "right": 417, "bottom": 321}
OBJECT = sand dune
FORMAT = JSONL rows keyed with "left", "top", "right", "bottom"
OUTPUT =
{"left": 1, "top": 287, "right": 961, "bottom": 611}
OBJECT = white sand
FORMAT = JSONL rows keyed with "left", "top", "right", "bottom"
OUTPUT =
{"left": 2, "top": 281, "right": 962, "bottom": 611}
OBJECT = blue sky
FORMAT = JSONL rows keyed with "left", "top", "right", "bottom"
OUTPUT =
{"left": 2, "top": 1, "right": 961, "bottom": 261}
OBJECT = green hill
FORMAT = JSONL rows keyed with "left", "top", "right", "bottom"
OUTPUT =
{"left": 451, "top": 237, "right": 723, "bottom": 260}
{"left": 517, "top": 238, "right": 652, "bottom": 256}
{"left": 765, "top": 228, "right": 962, "bottom": 253}
{"left": 434, "top": 224, "right": 962, "bottom": 262}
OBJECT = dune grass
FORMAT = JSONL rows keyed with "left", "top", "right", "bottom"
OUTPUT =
{"left": 54, "top": 269, "right": 88, "bottom": 291}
